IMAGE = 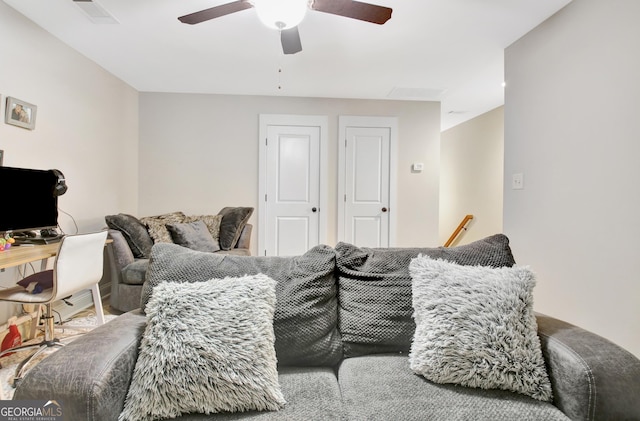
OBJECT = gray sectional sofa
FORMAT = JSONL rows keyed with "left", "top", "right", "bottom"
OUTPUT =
{"left": 104, "top": 208, "right": 253, "bottom": 312}
{"left": 15, "top": 235, "right": 640, "bottom": 421}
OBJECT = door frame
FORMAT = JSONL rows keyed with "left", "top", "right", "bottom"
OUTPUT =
{"left": 258, "top": 114, "right": 329, "bottom": 256}
{"left": 337, "top": 115, "right": 398, "bottom": 246}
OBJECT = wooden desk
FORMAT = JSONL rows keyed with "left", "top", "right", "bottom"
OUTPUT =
{"left": 0, "top": 243, "right": 60, "bottom": 338}
{"left": 0, "top": 243, "right": 60, "bottom": 271}
{"left": 0, "top": 237, "right": 111, "bottom": 338}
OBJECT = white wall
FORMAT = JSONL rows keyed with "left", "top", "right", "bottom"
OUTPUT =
{"left": 0, "top": 3, "right": 139, "bottom": 319}
{"left": 440, "top": 106, "right": 504, "bottom": 246}
{"left": 139, "top": 93, "right": 441, "bottom": 254}
{"left": 504, "top": 0, "right": 640, "bottom": 356}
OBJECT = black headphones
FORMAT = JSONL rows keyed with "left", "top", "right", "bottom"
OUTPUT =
{"left": 51, "top": 169, "right": 68, "bottom": 197}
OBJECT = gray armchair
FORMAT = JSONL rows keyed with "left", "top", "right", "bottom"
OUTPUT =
{"left": 105, "top": 224, "right": 252, "bottom": 313}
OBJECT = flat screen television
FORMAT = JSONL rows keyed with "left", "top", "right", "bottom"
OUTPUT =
{"left": 0, "top": 166, "right": 59, "bottom": 234}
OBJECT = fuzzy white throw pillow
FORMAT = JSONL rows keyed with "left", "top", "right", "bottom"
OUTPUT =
{"left": 409, "top": 256, "right": 553, "bottom": 402}
{"left": 118, "top": 274, "right": 285, "bottom": 421}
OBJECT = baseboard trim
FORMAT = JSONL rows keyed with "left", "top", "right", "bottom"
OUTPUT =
{"left": 51, "top": 282, "right": 111, "bottom": 322}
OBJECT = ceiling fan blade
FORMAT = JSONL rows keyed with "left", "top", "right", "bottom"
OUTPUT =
{"left": 281, "top": 26, "right": 303, "bottom": 55}
{"left": 310, "top": 0, "right": 392, "bottom": 24}
{"left": 178, "top": 0, "right": 253, "bottom": 25}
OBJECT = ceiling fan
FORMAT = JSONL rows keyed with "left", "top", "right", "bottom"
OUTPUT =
{"left": 178, "top": 0, "right": 393, "bottom": 55}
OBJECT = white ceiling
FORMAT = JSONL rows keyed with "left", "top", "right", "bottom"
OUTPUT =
{"left": 4, "top": 0, "right": 571, "bottom": 130}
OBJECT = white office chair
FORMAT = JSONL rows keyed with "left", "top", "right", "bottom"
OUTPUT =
{"left": 0, "top": 230, "right": 108, "bottom": 380}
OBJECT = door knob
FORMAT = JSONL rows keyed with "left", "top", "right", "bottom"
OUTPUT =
{"left": 381, "top": 207, "right": 388, "bottom": 213}
{"left": 312, "top": 207, "right": 318, "bottom": 212}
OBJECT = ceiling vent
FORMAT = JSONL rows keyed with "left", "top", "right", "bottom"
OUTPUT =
{"left": 73, "top": 0, "right": 119, "bottom": 24}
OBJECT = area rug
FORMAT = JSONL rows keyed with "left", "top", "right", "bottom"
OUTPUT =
{"left": 0, "top": 314, "right": 117, "bottom": 400}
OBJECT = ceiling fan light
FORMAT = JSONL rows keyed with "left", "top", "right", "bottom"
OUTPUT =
{"left": 253, "top": 0, "right": 308, "bottom": 30}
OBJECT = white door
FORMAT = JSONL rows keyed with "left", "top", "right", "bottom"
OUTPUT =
{"left": 338, "top": 116, "right": 397, "bottom": 248}
{"left": 259, "top": 115, "right": 328, "bottom": 256}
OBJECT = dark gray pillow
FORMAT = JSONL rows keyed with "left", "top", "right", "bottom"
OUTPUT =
{"left": 166, "top": 220, "right": 220, "bottom": 253}
{"left": 335, "top": 234, "right": 516, "bottom": 357}
{"left": 105, "top": 214, "right": 154, "bottom": 259}
{"left": 142, "top": 243, "right": 342, "bottom": 367}
{"left": 183, "top": 214, "right": 222, "bottom": 250}
{"left": 217, "top": 207, "right": 254, "bottom": 250}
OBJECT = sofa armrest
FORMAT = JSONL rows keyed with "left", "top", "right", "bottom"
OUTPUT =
{"left": 15, "top": 310, "right": 147, "bottom": 421}
{"left": 108, "top": 229, "right": 135, "bottom": 270}
{"left": 536, "top": 313, "right": 640, "bottom": 421}
{"left": 235, "top": 223, "right": 252, "bottom": 250}
{"left": 106, "top": 229, "right": 139, "bottom": 312}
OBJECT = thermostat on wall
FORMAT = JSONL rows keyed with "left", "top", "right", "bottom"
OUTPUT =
{"left": 412, "top": 163, "right": 424, "bottom": 172}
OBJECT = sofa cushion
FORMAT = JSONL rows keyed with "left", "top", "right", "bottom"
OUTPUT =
{"left": 167, "top": 220, "right": 220, "bottom": 253}
{"left": 409, "top": 256, "right": 553, "bottom": 402}
{"left": 121, "top": 259, "right": 149, "bottom": 286}
{"left": 133, "top": 367, "right": 344, "bottom": 421}
{"left": 335, "top": 234, "right": 516, "bottom": 357}
{"left": 119, "top": 275, "right": 285, "bottom": 421}
{"left": 217, "top": 207, "right": 253, "bottom": 250}
{"left": 338, "top": 354, "right": 568, "bottom": 421}
{"left": 140, "top": 211, "right": 186, "bottom": 243}
{"left": 184, "top": 214, "right": 223, "bottom": 250}
{"left": 105, "top": 214, "right": 154, "bottom": 259}
{"left": 268, "top": 367, "right": 344, "bottom": 421}
{"left": 142, "top": 243, "right": 342, "bottom": 366}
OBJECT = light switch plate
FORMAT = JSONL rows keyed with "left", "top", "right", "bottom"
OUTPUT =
{"left": 512, "top": 173, "right": 524, "bottom": 190}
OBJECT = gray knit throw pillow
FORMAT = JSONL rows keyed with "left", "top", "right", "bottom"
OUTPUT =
{"left": 118, "top": 275, "right": 285, "bottom": 421}
{"left": 336, "top": 234, "right": 516, "bottom": 357}
{"left": 142, "top": 243, "right": 342, "bottom": 366}
{"left": 409, "top": 255, "right": 553, "bottom": 402}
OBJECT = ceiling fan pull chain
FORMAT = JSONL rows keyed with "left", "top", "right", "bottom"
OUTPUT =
{"left": 277, "top": 46, "right": 283, "bottom": 90}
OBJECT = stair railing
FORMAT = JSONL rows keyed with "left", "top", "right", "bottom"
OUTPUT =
{"left": 444, "top": 214, "right": 474, "bottom": 247}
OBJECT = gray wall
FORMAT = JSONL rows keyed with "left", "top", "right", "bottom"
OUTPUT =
{"left": 139, "top": 93, "right": 441, "bottom": 253}
{"left": 504, "top": 0, "right": 640, "bottom": 356}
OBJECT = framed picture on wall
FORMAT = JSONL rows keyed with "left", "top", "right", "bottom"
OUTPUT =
{"left": 5, "top": 96, "right": 37, "bottom": 130}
